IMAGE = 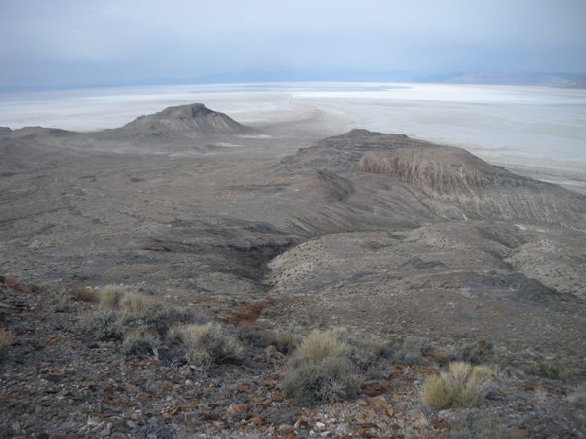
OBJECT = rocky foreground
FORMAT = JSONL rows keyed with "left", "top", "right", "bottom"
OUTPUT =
{"left": 1, "top": 104, "right": 585, "bottom": 438}
{"left": 1, "top": 277, "right": 584, "bottom": 438}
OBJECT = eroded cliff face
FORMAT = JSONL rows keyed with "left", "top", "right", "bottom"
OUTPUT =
{"left": 358, "top": 147, "right": 504, "bottom": 194}
{"left": 281, "top": 129, "right": 586, "bottom": 227}
{"left": 358, "top": 147, "right": 584, "bottom": 224}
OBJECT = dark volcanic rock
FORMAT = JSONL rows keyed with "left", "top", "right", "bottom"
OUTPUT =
{"left": 281, "top": 129, "right": 412, "bottom": 172}
{"left": 460, "top": 273, "right": 577, "bottom": 306}
{"left": 400, "top": 257, "right": 446, "bottom": 270}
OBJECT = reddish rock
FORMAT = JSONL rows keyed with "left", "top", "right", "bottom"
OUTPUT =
{"left": 361, "top": 380, "right": 387, "bottom": 397}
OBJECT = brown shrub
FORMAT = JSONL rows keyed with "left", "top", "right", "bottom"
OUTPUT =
{"left": 219, "top": 297, "right": 276, "bottom": 326}
{"left": 0, "top": 328, "right": 15, "bottom": 361}
{"left": 71, "top": 287, "right": 99, "bottom": 302}
{"left": 1, "top": 276, "right": 28, "bottom": 293}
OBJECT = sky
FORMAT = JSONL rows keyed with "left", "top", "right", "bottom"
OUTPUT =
{"left": 1, "top": 0, "right": 585, "bottom": 90}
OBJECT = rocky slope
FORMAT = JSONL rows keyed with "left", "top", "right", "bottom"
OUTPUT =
{"left": 280, "top": 129, "right": 586, "bottom": 228}
{"left": 0, "top": 103, "right": 259, "bottom": 164}
{"left": 1, "top": 105, "right": 585, "bottom": 437}
{"left": 2, "top": 276, "right": 584, "bottom": 438}
{"left": 102, "top": 103, "right": 256, "bottom": 141}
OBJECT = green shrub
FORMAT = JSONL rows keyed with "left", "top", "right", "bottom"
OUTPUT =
{"left": 81, "top": 295, "right": 193, "bottom": 344}
{"left": 283, "top": 356, "right": 358, "bottom": 406}
{"left": 80, "top": 310, "right": 124, "bottom": 340}
{"left": 54, "top": 290, "right": 71, "bottom": 313}
{"left": 122, "top": 330, "right": 160, "bottom": 357}
{"left": 0, "top": 328, "right": 15, "bottom": 362}
{"left": 533, "top": 362, "right": 560, "bottom": 380}
{"left": 374, "top": 335, "right": 430, "bottom": 365}
{"left": 422, "top": 362, "right": 491, "bottom": 410}
{"left": 282, "top": 331, "right": 358, "bottom": 405}
{"left": 456, "top": 339, "right": 495, "bottom": 365}
{"left": 432, "top": 349, "right": 450, "bottom": 367}
{"left": 120, "top": 304, "right": 193, "bottom": 337}
{"left": 173, "top": 323, "right": 244, "bottom": 367}
{"left": 273, "top": 332, "right": 297, "bottom": 355}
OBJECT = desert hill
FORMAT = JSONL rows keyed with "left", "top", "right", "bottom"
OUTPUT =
{"left": 280, "top": 129, "right": 586, "bottom": 229}
{"left": 0, "top": 103, "right": 260, "bottom": 163}
{"left": 1, "top": 104, "right": 585, "bottom": 437}
{"left": 101, "top": 103, "right": 256, "bottom": 141}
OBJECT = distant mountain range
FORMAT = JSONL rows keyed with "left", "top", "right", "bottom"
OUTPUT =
{"left": 443, "top": 70, "right": 585, "bottom": 87}
{"left": 560, "top": 74, "right": 586, "bottom": 88}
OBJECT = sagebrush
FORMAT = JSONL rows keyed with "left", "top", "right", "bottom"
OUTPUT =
{"left": 122, "top": 329, "right": 160, "bottom": 357}
{"left": 282, "top": 331, "right": 358, "bottom": 405}
{"left": 172, "top": 323, "right": 244, "bottom": 367}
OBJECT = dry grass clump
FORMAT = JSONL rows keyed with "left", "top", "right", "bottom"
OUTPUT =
{"left": 282, "top": 331, "right": 358, "bottom": 406}
{"left": 71, "top": 286, "right": 99, "bottom": 302}
{"left": 99, "top": 284, "right": 126, "bottom": 309}
{"left": 170, "top": 323, "right": 244, "bottom": 368}
{"left": 422, "top": 362, "right": 491, "bottom": 410}
{"left": 294, "top": 330, "right": 351, "bottom": 363}
{"left": 2, "top": 276, "right": 28, "bottom": 293}
{"left": 0, "top": 328, "right": 15, "bottom": 361}
{"left": 118, "top": 292, "right": 150, "bottom": 313}
{"left": 99, "top": 285, "right": 152, "bottom": 313}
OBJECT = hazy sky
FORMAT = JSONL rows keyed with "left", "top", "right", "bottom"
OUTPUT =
{"left": 1, "top": 0, "right": 585, "bottom": 89}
